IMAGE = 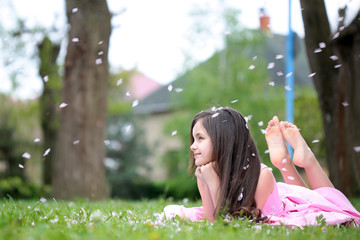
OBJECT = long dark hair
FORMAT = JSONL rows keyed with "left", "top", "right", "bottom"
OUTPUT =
{"left": 189, "top": 107, "right": 265, "bottom": 221}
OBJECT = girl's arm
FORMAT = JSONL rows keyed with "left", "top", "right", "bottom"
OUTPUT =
{"left": 196, "top": 163, "right": 220, "bottom": 221}
{"left": 196, "top": 177, "right": 215, "bottom": 221}
{"left": 255, "top": 167, "right": 275, "bottom": 210}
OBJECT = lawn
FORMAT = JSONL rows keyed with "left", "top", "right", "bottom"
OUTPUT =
{"left": 1, "top": 198, "right": 359, "bottom": 240}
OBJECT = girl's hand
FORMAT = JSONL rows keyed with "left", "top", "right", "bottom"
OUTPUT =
{"left": 199, "top": 162, "right": 219, "bottom": 187}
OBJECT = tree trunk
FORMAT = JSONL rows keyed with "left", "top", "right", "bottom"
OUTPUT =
{"left": 332, "top": 11, "right": 360, "bottom": 196}
{"left": 300, "top": 0, "right": 360, "bottom": 196}
{"left": 38, "top": 36, "right": 61, "bottom": 186}
{"left": 52, "top": 0, "right": 111, "bottom": 200}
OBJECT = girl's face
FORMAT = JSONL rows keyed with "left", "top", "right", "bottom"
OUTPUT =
{"left": 190, "top": 119, "right": 213, "bottom": 166}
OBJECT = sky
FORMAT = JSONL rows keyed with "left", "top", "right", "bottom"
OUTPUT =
{"left": 0, "top": 0, "right": 357, "bottom": 99}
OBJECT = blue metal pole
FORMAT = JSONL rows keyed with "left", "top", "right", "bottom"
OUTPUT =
{"left": 286, "top": 0, "right": 294, "bottom": 157}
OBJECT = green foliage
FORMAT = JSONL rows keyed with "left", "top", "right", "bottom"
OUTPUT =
{"left": 162, "top": 173, "right": 199, "bottom": 201}
{"left": 0, "top": 94, "right": 42, "bottom": 182}
{"left": 293, "top": 87, "right": 325, "bottom": 162}
{"left": 105, "top": 69, "right": 152, "bottom": 199}
{"left": 0, "top": 177, "right": 48, "bottom": 199}
{"left": 0, "top": 199, "right": 359, "bottom": 240}
{"left": 109, "top": 173, "right": 164, "bottom": 200}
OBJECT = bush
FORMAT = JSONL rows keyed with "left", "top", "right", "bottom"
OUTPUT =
{"left": 162, "top": 173, "right": 199, "bottom": 201}
{"left": 0, "top": 177, "right": 50, "bottom": 199}
{"left": 109, "top": 173, "right": 164, "bottom": 200}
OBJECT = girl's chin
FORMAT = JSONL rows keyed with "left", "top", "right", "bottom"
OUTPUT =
{"left": 195, "top": 160, "right": 210, "bottom": 166}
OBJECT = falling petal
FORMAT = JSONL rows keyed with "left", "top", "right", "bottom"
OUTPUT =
{"left": 116, "top": 78, "right": 123, "bottom": 86}
{"left": 43, "top": 75, "right": 49, "bottom": 82}
{"left": 284, "top": 86, "right": 292, "bottom": 91}
{"left": 245, "top": 115, "right": 252, "bottom": 121}
{"left": 237, "top": 192, "right": 243, "bottom": 201}
{"left": 333, "top": 32, "right": 340, "bottom": 39}
{"left": 59, "top": 103, "right": 68, "bottom": 108}
{"left": 72, "top": 38, "right": 79, "bottom": 42}
{"left": 22, "top": 152, "right": 31, "bottom": 159}
{"left": 211, "top": 113, "right": 220, "bottom": 118}
{"left": 286, "top": 72, "right": 293, "bottom": 78}
{"left": 308, "top": 72, "right": 316, "bottom": 78}
{"left": 43, "top": 148, "right": 51, "bottom": 157}
{"left": 98, "top": 41, "right": 104, "bottom": 45}
{"left": 171, "top": 130, "right": 177, "bottom": 136}
{"left": 267, "top": 62, "right": 275, "bottom": 69}
{"left": 287, "top": 176, "right": 295, "bottom": 180}
{"left": 282, "top": 158, "right": 287, "bottom": 164}
{"left": 95, "top": 58, "right": 102, "bottom": 65}
{"left": 319, "top": 42, "right": 326, "bottom": 48}
{"left": 124, "top": 124, "right": 133, "bottom": 133}
{"left": 342, "top": 102, "right": 349, "bottom": 107}
{"left": 126, "top": 91, "right": 131, "bottom": 96}
{"left": 269, "top": 81, "right": 275, "bottom": 86}
{"left": 276, "top": 71, "right": 283, "bottom": 76}
{"left": 72, "top": 8, "right": 78, "bottom": 13}
{"left": 73, "top": 140, "right": 80, "bottom": 145}
{"left": 354, "top": 146, "right": 360, "bottom": 152}
{"left": 248, "top": 65, "right": 255, "bottom": 70}
{"left": 312, "top": 139, "right": 320, "bottom": 143}
{"left": 258, "top": 121, "right": 264, "bottom": 126}
{"left": 34, "top": 138, "right": 40, "bottom": 143}
{"left": 167, "top": 84, "right": 173, "bottom": 92}
{"left": 260, "top": 129, "right": 266, "bottom": 134}
{"left": 230, "top": 99, "right": 238, "bottom": 103}
{"left": 252, "top": 56, "right": 257, "bottom": 61}
{"left": 98, "top": 51, "right": 104, "bottom": 55}
{"left": 330, "top": 55, "right": 338, "bottom": 61}
{"left": 334, "top": 64, "right": 342, "bottom": 68}
{"left": 252, "top": 153, "right": 256, "bottom": 157}
{"left": 132, "top": 100, "right": 139, "bottom": 107}
{"left": 275, "top": 54, "right": 283, "bottom": 59}
{"left": 104, "top": 140, "right": 110, "bottom": 145}
{"left": 40, "top": 197, "right": 47, "bottom": 203}
{"left": 264, "top": 149, "right": 269, "bottom": 154}
{"left": 237, "top": 187, "right": 244, "bottom": 201}
{"left": 281, "top": 168, "right": 287, "bottom": 172}
{"left": 19, "top": 164, "right": 24, "bottom": 169}
{"left": 314, "top": 48, "right": 322, "bottom": 53}
{"left": 175, "top": 88, "right": 183, "bottom": 92}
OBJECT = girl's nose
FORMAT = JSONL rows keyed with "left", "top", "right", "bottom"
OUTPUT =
{"left": 190, "top": 142, "right": 196, "bottom": 151}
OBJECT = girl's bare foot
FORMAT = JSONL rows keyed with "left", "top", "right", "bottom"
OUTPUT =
{"left": 265, "top": 116, "right": 292, "bottom": 170}
{"left": 280, "top": 121, "right": 315, "bottom": 169}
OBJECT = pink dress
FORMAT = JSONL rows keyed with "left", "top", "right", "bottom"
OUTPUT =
{"left": 163, "top": 164, "right": 360, "bottom": 226}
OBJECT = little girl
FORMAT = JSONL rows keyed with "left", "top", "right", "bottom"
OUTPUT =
{"left": 163, "top": 107, "right": 360, "bottom": 226}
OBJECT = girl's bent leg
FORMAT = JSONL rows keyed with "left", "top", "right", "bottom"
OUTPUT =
{"left": 265, "top": 116, "right": 307, "bottom": 187}
{"left": 280, "top": 121, "right": 334, "bottom": 189}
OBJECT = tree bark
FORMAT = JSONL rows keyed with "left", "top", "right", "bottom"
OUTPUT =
{"left": 52, "top": 0, "right": 111, "bottom": 200}
{"left": 300, "top": 0, "right": 360, "bottom": 196}
{"left": 38, "top": 36, "right": 61, "bottom": 186}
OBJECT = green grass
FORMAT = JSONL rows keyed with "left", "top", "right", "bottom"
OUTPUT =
{"left": 1, "top": 198, "right": 359, "bottom": 240}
